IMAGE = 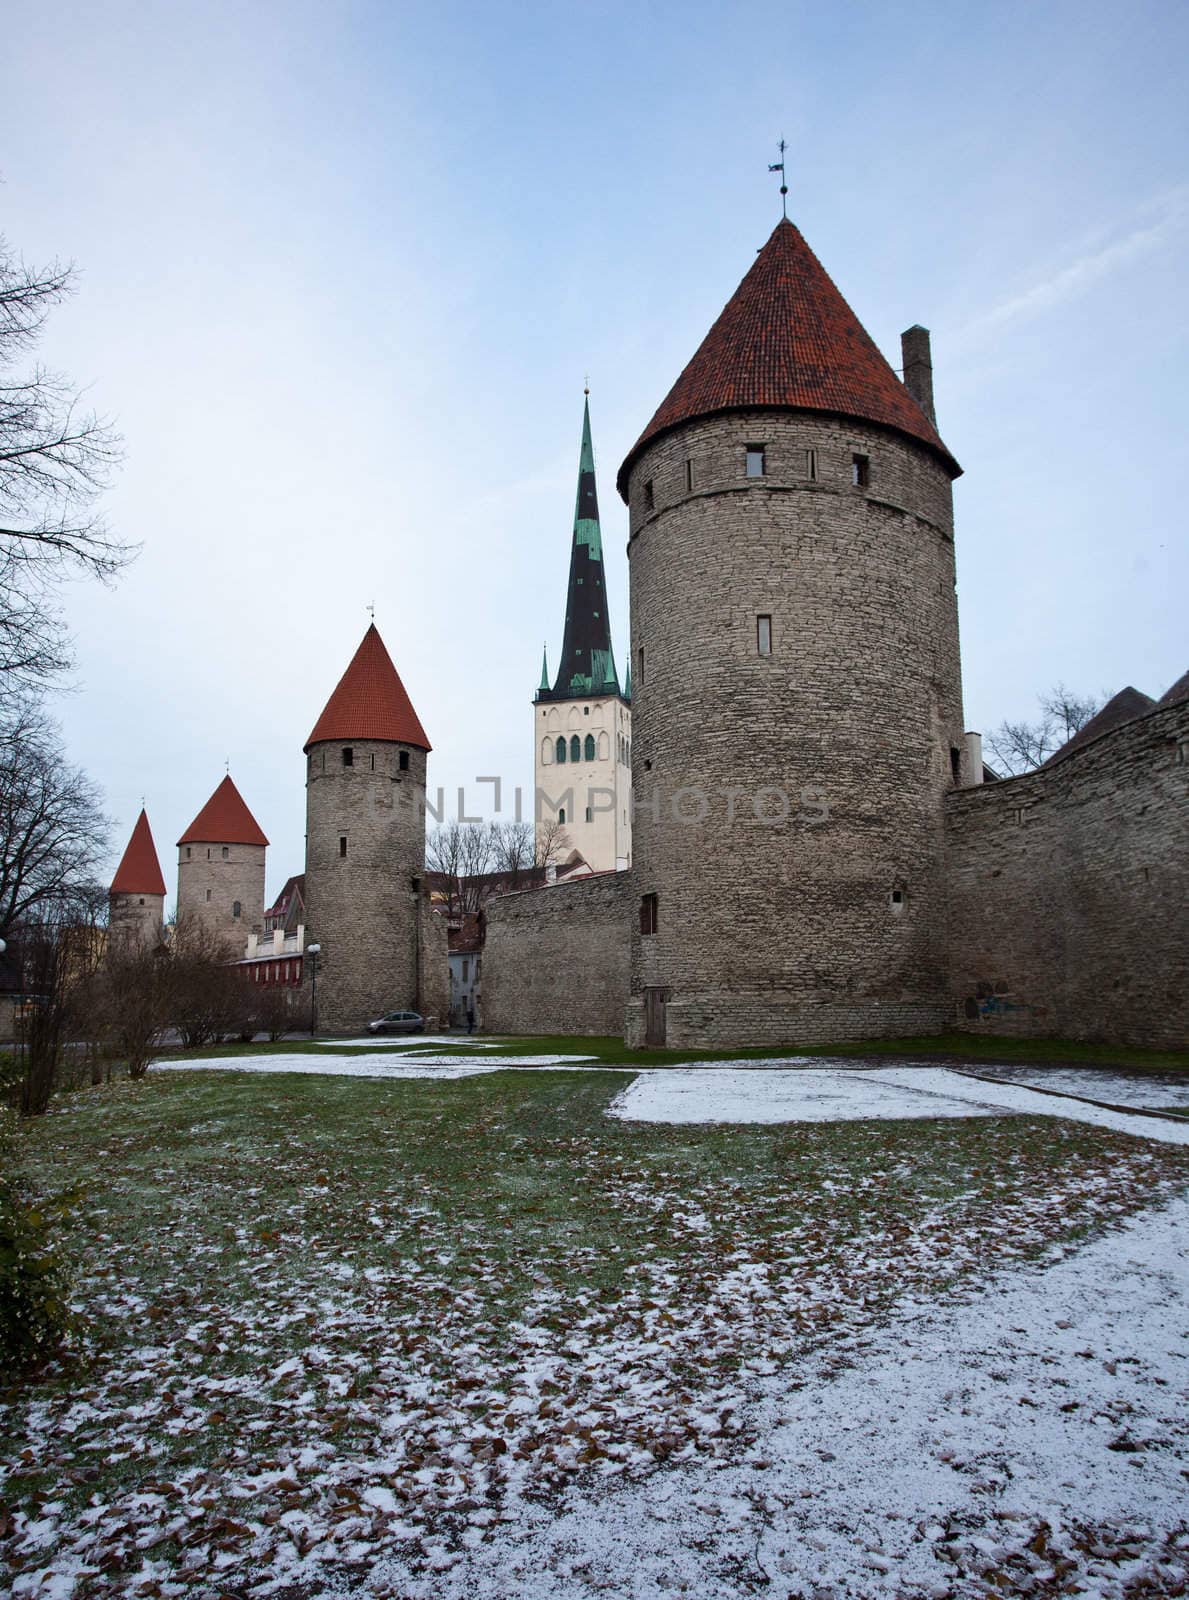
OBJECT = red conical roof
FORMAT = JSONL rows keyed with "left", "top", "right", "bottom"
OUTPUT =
{"left": 617, "top": 218, "right": 960, "bottom": 498}
{"left": 178, "top": 775, "right": 269, "bottom": 847}
{"left": 111, "top": 809, "right": 167, "bottom": 897}
{"left": 305, "top": 624, "right": 431, "bottom": 752}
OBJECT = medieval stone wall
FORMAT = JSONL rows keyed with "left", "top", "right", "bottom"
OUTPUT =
{"left": 945, "top": 699, "right": 1189, "bottom": 1049}
{"left": 304, "top": 738, "right": 426, "bottom": 1033}
{"left": 176, "top": 844, "right": 266, "bottom": 951}
{"left": 483, "top": 873, "right": 633, "bottom": 1036}
{"left": 109, "top": 891, "right": 164, "bottom": 953}
{"left": 624, "top": 409, "right": 966, "bottom": 1048}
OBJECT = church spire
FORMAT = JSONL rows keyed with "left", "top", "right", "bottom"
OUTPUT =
{"left": 541, "top": 393, "right": 620, "bottom": 701}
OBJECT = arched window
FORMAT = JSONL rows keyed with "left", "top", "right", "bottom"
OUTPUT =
{"left": 597, "top": 731, "right": 609, "bottom": 760}
{"left": 555, "top": 735, "right": 567, "bottom": 764}
{"left": 570, "top": 734, "right": 581, "bottom": 763}
{"left": 233, "top": 900, "right": 242, "bottom": 919}
{"left": 541, "top": 737, "right": 553, "bottom": 765}
{"left": 584, "top": 733, "right": 596, "bottom": 762}
{"left": 558, "top": 808, "right": 566, "bottom": 824}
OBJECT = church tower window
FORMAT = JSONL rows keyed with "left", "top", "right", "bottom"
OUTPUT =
{"left": 570, "top": 734, "right": 581, "bottom": 763}
{"left": 584, "top": 733, "right": 596, "bottom": 762}
{"left": 556, "top": 736, "right": 567, "bottom": 764}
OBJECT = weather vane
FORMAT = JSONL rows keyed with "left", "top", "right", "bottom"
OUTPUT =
{"left": 584, "top": 372, "right": 590, "bottom": 396}
{"left": 367, "top": 601, "right": 375, "bottom": 621}
{"left": 224, "top": 756, "right": 230, "bottom": 775}
{"left": 769, "top": 139, "right": 788, "bottom": 220}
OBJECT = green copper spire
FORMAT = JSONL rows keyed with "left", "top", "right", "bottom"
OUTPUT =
{"left": 538, "top": 642, "right": 549, "bottom": 693}
{"left": 539, "top": 391, "right": 622, "bottom": 703}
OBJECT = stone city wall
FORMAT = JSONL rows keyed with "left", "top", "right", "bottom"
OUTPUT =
{"left": 945, "top": 698, "right": 1189, "bottom": 1049}
{"left": 483, "top": 873, "right": 632, "bottom": 1037}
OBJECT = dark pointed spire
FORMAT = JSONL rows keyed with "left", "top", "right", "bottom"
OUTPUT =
{"left": 539, "top": 393, "right": 621, "bottom": 702}
{"left": 538, "top": 642, "right": 550, "bottom": 694}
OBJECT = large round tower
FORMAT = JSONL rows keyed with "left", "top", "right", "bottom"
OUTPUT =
{"left": 109, "top": 808, "right": 167, "bottom": 952}
{"left": 303, "top": 624, "right": 430, "bottom": 1033}
{"left": 617, "top": 218, "right": 969, "bottom": 1048}
{"left": 176, "top": 776, "right": 268, "bottom": 951}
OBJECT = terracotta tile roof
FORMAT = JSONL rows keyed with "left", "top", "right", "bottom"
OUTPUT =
{"left": 111, "top": 809, "right": 167, "bottom": 897}
{"left": 305, "top": 624, "right": 431, "bottom": 752}
{"left": 617, "top": 218, "right": 960, "bottom": 499}
{"left": 178, "top": 775, "right": 269, "bottom": 847}
{"left": 1043, "top": 687, "right": 1157, "bottom": 766}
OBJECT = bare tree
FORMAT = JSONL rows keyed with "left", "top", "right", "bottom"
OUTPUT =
{"left": 81, "top": 941, "right": 173, "bottom": 1080}
{"left": 534, "top": 815, "right": 573, "bottom": 868}
{"left": 427, "top": 821, "right": 502, "bottom": 917}
{"left": 984, "top": 683, "right": 1107, "bottom": 777}
{"left": 12, "top": 890, "right": 105, "bottom": 1115}
{"left": 0, "top": 697, "right": 110, "bottom": 939}
{"left": 168, "top": 915, "right": 241, "bottom": 1048}
{"left": 0, "top": 239, "right": 129, "bottom": 690}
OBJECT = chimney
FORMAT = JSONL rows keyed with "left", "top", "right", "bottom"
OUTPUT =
{"left": 963, "top": 731, "right": 984, "bottom": 787}
{"left": 901, "top": 325, "right": 935, "bottom": 425}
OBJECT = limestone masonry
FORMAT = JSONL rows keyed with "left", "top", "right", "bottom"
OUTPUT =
{"left": 111, "top": 208, "right": 1186, "bottom": 1050}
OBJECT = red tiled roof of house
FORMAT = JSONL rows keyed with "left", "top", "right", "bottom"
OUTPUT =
{"left": 617, "top": 218, "right": 960, "bottom": 499}
{"left": 111, "top": 809, "right": 167, "bottom": 897}
{"left": 305, "top": 624, "right": 431, "bottom": 752}
{"left": 178, "top": 775, "right": 269, "bottom": 847}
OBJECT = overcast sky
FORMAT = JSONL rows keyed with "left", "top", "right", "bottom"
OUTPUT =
{"left": 4, "top": 0, "right": 1186, "bottom": 908}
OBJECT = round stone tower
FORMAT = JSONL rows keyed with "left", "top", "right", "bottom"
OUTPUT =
{"left": 176, "top": 775, "right": 268, "bottom": 951}
{"left": 303, "top": 624, "right": 431, "bottom": 1033}
{"left": 109, "top": 808, "right": 166, "bottom": 952}
{"left": 617, "top": 218, "right": 969, "bottom": 1049}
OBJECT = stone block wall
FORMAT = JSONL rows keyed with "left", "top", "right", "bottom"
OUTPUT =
{"left": 109, "top": 891, "right": 164, "bottom": 953}
{"left": 945, "top": 699, "right": 1189, "bottom": 1049}
{"left": 418, "top": 899, "right": 449, "bottom": 1032}
{"left": 624, "top": 409, "right": 965, "bottom": 1048}
{"left": 177, "top": 844, "right": 266, "bottom": 953}
{"left": 483, "top": 873, "right": 632, "bottom": 1036}
{"left": 304, "top": 738, "right": 426, "bottom": 1034}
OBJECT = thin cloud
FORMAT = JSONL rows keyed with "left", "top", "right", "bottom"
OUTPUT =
{"left": 956, "top": 187, "right": 1188, "bottom": 348}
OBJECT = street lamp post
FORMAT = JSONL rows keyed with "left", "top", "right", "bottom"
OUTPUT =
{"left": 307, "top": 943, "right": 321, "bottom": 1036}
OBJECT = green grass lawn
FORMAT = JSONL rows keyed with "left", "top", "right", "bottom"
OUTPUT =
{"left": 3, "top": 1066, "right": 1189, "bottom": 1595}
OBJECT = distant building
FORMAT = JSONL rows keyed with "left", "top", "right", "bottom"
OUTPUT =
{"left": 534, "top": 394, "right": 632, "bottom": 873}
{"left": 176, "top": 776, "right": 268, "bottom": 948}
{"left": 109, "top": 808, "right": 166, "bottom": 951}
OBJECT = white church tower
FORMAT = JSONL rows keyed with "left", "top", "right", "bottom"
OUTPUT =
{"left": 534, "top": 392, "right": 632, "bottom": 872}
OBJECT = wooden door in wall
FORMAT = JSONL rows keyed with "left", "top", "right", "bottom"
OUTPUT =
{"left": 644, "top": 986, "right": 667, "bottom": 1047}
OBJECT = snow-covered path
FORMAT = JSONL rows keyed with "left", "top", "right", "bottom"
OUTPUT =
{"left": 377, "top": 1196, "right": 1189, "bottom": 1599}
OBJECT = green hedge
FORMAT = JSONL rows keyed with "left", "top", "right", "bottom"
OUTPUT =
{"left": 0, "top": 1107, "right": 76, "bottom": 1372}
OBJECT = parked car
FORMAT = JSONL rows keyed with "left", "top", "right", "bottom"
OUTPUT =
{"left": 366, "top": 1010, "right": 425, "bottom": 1035}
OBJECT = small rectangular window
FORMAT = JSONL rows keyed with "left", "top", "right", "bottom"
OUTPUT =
{"left": 640, "top": 893, "right": 658, "bottom": 936}
{"left": 370, "top": 753, "right": 375, "bottom": 770}
{"left": 805, "top": 448, "right": 818, "bottom": 481}
{"left": 852, "top": 453, "right": 870, "bottom": 487}
{"left": 638, "top": 645, "right": 645, "bottom": 684}
{"left": 399, "top": 750, "right": 409, "bottom": 771}
{"left": 342, "top": 747, "right": 353, "bottom": 767}
{"left": 643, "top": 478, "right": 655, "bottom": 511}
{"left": 585, "top": 806, "right": 593, "bottom": 823}
{"left": 745, "top": 445, "right": 766, "bottom": 478}
{"left": 221, "top": 846, "right": 229, "bottom": 860}
{"left": 339, "top": 835, "right": 348, "bottom": 858}
{"left": 685, "top": 458, "right": 693, "bottom": 492}
{"left": 757, "top": 614, "right": 772, "bottom": 656}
